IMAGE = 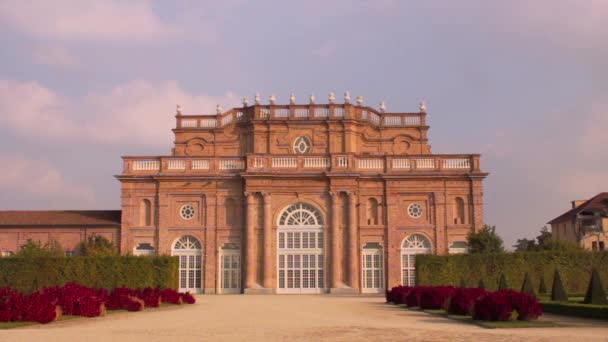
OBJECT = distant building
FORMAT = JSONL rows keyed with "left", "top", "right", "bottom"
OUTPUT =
{"left": 548, "top": 192, "right": 608, "bottom": 251}
{"left": 0, "top": 94, "right": 488, "bottom": 294}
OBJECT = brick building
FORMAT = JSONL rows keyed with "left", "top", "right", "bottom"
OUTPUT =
{"left": 0, "top": 93, "right": 488, "bottom": 294}
{"left": 548, "top": 192, "right": 608, "bottom": 251}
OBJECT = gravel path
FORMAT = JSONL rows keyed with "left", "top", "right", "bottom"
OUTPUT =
{"left": 2, "top": 295, "right": 608, "bottom": 341}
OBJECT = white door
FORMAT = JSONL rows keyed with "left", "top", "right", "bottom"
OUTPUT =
{"left": 277, "top": 203, "right": 326, "bottom": 294}
{"left": 361, "top": 248, "right": 384, "bottom": 293}
{"left": 219, "top": 250, "right": 241, "bottom": 294}
{"left": 401, "top": 234, "right": 431, "bottom": 287}
{"left": 172, "top": 235, "right": 203, "bottom": 293}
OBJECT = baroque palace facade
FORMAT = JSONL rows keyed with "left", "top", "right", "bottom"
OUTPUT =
{"left": 0, "top": 93, "right": 487, "bottom": 294}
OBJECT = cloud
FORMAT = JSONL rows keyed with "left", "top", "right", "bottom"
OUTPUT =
{"left": 31, "top": 46, "right": 78, "bottom": 67}
{"left": 0, "top": 79, "right": 240, "bottom": 147}
{"left": 0, "top": 0, "right": 175, "bottom": 42}
{"left": 0, "top": 155, "right": 95, "bottom": 206}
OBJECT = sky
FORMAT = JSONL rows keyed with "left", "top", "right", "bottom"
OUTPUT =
{"left": 0, "top": 0, "right": 606, "bottom": 248}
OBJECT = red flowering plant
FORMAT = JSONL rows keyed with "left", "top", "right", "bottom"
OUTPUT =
{"left": 0, "top": 287, "right": 23, "bottom": 322}
{"left": 405, "top": 287, "right": 426, "bottom": 308}
{"left": 160, "top": 288, "right": 183, "bottom": 305}
{"left": 497, "top": 289, "right": 543, "bottom": 321}
{"left": 472, "top": 291, "right": 514, "bottom": 321}
{"left": 141, "top": 288, "right": 162, "bottom": 308}
{"left": 107, "top": 287, "right": 144, "bottom": 311}
{"left": 419, "top": 286, "right": 456, "bottom": 310}
{"left": 446, "top": 288, "right": 487, "bottom": 316}
{"left": 181, "top": 292, "right": 196, "bottom": 304}
{"left": 43, "top": 283, "right": 108, "bottom": 317}
{"left": 21, "top": 291, "right": 62, "bottom": 324}
{"left": 386, "top": 286, "right": 411, "bottom": 304}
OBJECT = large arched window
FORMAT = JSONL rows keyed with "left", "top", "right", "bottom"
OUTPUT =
{"left": 172, "top": 235, "right": 202, "bottom": 292}
{"left": 454, "top": 197, "right": 465, "bottom": 224}
{"left": 401, "top": 234, "right": 431, "bottom": 286}
{"left": 278, "top": 202, "right": 323, "bottom": 227}
{"left": 367, "top": 198, "right": 379, "bottom": 225}
{"left": 140, "top": 199, "right": 152, "bottom": 226}
{"left": 277, "top": 202, "right": 325, "bottom": 293}
{"left": 225, "top": 198, "right": 236, "bottom": 226}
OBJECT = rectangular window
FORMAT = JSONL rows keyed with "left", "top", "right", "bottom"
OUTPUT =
{"left": 600, "top": 242, "right": 605, "bottom": 251}
{"left": 592, "top": 241, "right": 598, "bottom": 251}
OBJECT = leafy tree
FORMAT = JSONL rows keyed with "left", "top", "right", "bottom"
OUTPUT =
{"left": 513, "top": 238, "right": 536, "bottom": 252}
{"left": 78, "top": 235, "right": 118, "bottom": 256}
{"left": 15, "top": 239, "right": 65, "bottom": 258}
{"left": 467, "top": 225, "right": 505, "bottom": 253}
{"left": 514, "top": 226, "right": 583, "bottom": 252}
{"left": 535, "top": 226, "right": 552, "bottom": 247}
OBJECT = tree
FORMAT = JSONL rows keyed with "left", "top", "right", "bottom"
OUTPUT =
{"left": 497, "top": 273, "right": 510, "bottom": 290}
{"left": 513, "top": 238, "right": 536, "bottom": 252}
{"left": 78, "top": 235, "right": 118, "bottom": 256}
{"left": 521, "top": 272, "right": 536, "bottom": 297}
{"left": 535, "top": 226, "right": 552, "bottom": 247}
{"left": 15, "top": 239, "right": 64, "bottom": 258}
{"left": 467, "top": 225, "right": 505, "bottom": 253}
{"left": 513, "top": 226, "right": 583, "bottom": 252}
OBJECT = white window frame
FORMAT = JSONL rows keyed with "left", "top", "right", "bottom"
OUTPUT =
{"left": 219, "top": 248, "right": 241, "bottom": 294}
{"left": 361, "top": 247, "right": 384, "bottom": 293}
{"left": 172, "top": 235, "right": 203, "bottom": 293}
{"left": 400, "top": 234, "right": 431, "bottom": 286}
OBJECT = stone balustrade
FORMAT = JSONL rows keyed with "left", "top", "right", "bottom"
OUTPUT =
{"left": 175, "top": 105, "right": 425, "bottom": 129}
{"left": 122, "top": 154, "right": 480, "bottom": 175}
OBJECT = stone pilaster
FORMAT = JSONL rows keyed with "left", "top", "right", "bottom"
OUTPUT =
{"left": 244, "top": 191, "right": 257, "bottom": 289}
{"left": 262, "top": 192, "right": 273, "bottom": 288}
{"left": 330, "top": 191, "right": 342, "bottom": 289}
{"left": 348, "top": 191, "right": 359, "bottom": 290}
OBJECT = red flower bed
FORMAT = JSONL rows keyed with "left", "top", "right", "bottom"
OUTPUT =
{"left": 161, "top": 288, "right": 183, "bottom": 305}
{"left": 447, "top": 288, "right": 487, "bottom": 315}
{"left": 0, "top": 284, "right": 194, "bottom": 325}
{"left": 386, "top": 286, "right": 411, "bottom": 304}
{"left": 419, "top": 286, "right": 456, "bottom": 310}
{"left": 497, "top": 289, "right": 543, "bottom": 321}
{"left": 181, "top": 292, "right": 196, "bottom": 304}
{"left": 405, "top": 287, "right": 424, "bottom": 307}
{"left": 472, "top": 291, "right": 514, "bottom": 321}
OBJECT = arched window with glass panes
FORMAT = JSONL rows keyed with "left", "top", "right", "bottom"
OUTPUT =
{"left": 401, "top": 234, "right": 431, "bottom": 286}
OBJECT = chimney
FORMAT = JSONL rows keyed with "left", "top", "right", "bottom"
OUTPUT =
{"left": 572, "top": 200, "right": 587, "bottom": 209}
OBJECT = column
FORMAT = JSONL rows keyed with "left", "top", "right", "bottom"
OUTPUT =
{"left": 245, "top": 192, "right": 257, "bottom": 288}
{"left": 262, "top": 192, "right": 273, "bottom": 288}
{"left": 348, "top": 191, "right": 359, "bottom": 289}
{"left": 331, "top": 191, "right": 342, "bottom": 288}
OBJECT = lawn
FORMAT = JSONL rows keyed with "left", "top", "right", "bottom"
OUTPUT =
{"left": 413, "top": 308, "right": 564, "bottom": 329}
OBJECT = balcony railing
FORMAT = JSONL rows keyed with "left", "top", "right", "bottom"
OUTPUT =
{"left": 122, "top": 154, "right": 480, "bottom": 175}
{"left": 175, "top": 104, "right": 425, "bottom": 130}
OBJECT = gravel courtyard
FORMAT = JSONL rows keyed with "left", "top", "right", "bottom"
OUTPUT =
{"left": 2, "top": 295, "right": 608, "bottom": 341}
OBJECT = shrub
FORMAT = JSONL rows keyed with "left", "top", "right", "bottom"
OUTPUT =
{"left": 584, "top": 269, "right": 608, "bottom": 305}
{"left": 508, "top": 290, "right": 543, "bottom": 321}
{"left": 416, "top": 251, "right": 608, "bottom": 294}
{"left": 520, "top": 272, "right": 536, "bottom": 298}
{"left": 447, "top": 288, "right": 487, "bottom": 315}
{"left": 181, "top": 292, "right": 196, "bottom": 304}
{"left": 551, "top": 269, "right": 568, "bottom": 302}
{"left": 477, "top": 279, "right": 486, "bottom": 290}
{"left": 141, "top": 288, "right": 161, "bottom": 308}
{"left": 497, "top": 273, "right": 509, "bottom": 290}
{"left": 0, "top": 256, "right": 179, "bottom": 294}
{"left": 419, "top": 286, "right": 456, "bottom": 310}
{"left": 540, "top": 301, "right": 608, "bottom": 320}
{"left": 161, "top": 288, "right": 183, "bottom": 305}
{"left": 405, "top": 287, "right": 423, "bottom": 307}
{"left": 386, "top": 286, "right": 411, "bottom": 304}
{"left": 472, "top": 291, "right": 514, "bottom": 321}
{"left": 538, "top": 274, "right": 548, "bottom": 294}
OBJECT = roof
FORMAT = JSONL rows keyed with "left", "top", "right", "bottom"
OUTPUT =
{"left": 548, "top": 193, "right": 608, "bottom": 224}
{"left": 0, "top": 210, "right": 121, "bottom": 227}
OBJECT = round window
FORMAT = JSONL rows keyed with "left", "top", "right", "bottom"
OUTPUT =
{"left": 407, "top": 203, "right": 422, "bottom": 218}
{"left": 293, "top": 136, "right": 311, "bottom": 154}
{"left": 180, "top": 204, "right": 195, "bottom": 220}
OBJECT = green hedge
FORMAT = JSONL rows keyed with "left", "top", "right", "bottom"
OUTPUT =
{"left": 0, "top": 256, "right": 179, "bottom": 293}
{"left": 415, "top": 252, "right": 608, "bottom": 293}
{"left": 540, "top": 301, "right": 608, "bottom": 320}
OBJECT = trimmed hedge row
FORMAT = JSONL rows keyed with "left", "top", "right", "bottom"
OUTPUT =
{"left": 540, "top": 301, "right": 608, "bottom": 320}
{"left": 416, "top": 252, "right": 608, "bottom": 294}
{"left": 0, "top": 256, "right": 179, "bottom": 294}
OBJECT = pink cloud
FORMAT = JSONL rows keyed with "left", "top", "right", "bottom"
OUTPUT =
{"left": 0, "top": 155, "right": 95, "bottom": 206}
{"left": 0, "top": 79, "right": 240, "bottom": 147}
{"left": 0, "top": 0, "right": 175, "bottom": 42}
